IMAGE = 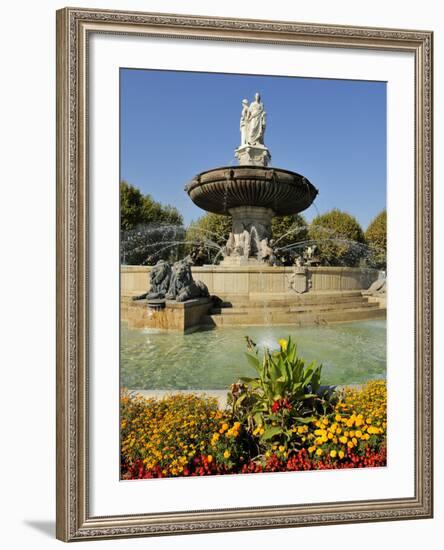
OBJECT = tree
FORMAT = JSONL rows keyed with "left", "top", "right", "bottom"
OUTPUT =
{"left": 308, "top": 209, "right": 366, "bottom": 266}
{"left": 365, "top": 210, "right": 387, "bottom": 270}
{"left": 271, "top": 214, "right": 308, "bottom": 265}
{"left": 120, "top": 224, "right": 185, "bottom": 265}
{"left": 120, "top": 181, "right": 183, "bottom": 230}
{"left": 185, "top": 213, "right": 232, "bottom": 265}
{"left": 120, "top": 181, "right": 184, "bottom": 265}
{"left": 120, "top": 181, "right": 146, "bottom": 231}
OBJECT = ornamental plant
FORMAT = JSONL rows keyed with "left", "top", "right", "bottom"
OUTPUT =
{"left": 120, "top": 378, "right": 387, "bottom": 479}
{"left": 303, "top": 380, "right": 387, "bottom": 462}
{"left": 228, "top": 336, "right": 337, "bottom": 457}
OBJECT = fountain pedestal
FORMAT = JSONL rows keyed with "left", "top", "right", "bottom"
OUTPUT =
{"left": 235, "top": 144, "right": 271, "bottom": 166}
{"left": 221, "top": 206, "right": 274, "bottom": 265}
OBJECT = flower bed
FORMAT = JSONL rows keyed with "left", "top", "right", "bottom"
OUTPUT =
{"left": 121, "top": 338, "right": 386, "bottom": 479}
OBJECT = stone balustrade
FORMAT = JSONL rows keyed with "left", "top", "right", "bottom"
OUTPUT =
{"left": 121, "top": 264, "right": 379, "bottom": 299}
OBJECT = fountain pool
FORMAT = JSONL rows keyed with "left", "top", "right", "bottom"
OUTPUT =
{"left": 121, "top": 319, "right": 386, "bottom": 390}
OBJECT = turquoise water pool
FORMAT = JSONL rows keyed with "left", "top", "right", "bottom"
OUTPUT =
{"left": 120, "top": 320, "right": 386, "bottom": 390}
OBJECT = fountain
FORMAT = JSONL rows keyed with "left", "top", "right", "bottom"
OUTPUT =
{"left": 121, "top": 93, "right": 385, "bottom": 330}
{"left": 185, "top": 92, "right": 318, "bottom": 266}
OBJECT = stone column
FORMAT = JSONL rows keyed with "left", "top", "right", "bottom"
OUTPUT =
{"left": 220, "top": 206, "right": 275, "bottom": 266}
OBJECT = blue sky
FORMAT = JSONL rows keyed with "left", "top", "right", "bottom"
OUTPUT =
{"left": 120, "top": 69, "right": 386, "bottom": 229}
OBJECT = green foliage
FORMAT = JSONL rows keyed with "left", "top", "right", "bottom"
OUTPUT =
{"left": 120, "top": 181, "right": 146, "bottom": 231}
{"left": 271, "top": 214, "right": 308, "bottom": 265}
{"left": 120, "top": 181, "right": 183, "bottom": 230}
{"left": 365, "top": 210, "right": 387, "bottom": 270}
{"left": 308, "top": 208, "right": 366, "bottom": 266}
{"left": 185, "top": 213, "right": 232, "bottom": 265}
{"left": 228, "top": 336, "right": 337, "bottom": 454}
{"left": 120, "top": 224, "right": 185, "bottom": 265}
{"left": 120, "top": 181, "right": 184, "bottom": 265}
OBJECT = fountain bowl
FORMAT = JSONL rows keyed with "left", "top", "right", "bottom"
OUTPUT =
{"left": 185, "top": 166, "right": 318, "bottom": 216}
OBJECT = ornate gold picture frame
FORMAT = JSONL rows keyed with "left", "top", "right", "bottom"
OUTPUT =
{"left": 56, "top": 7, "right": 433, "bottom": 541}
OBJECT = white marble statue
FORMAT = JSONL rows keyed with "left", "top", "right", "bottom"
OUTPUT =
{"left": 240, "top": 99, "right": 249, "bottom": 146}
{"left": 247, "top": 92, "right": 266, "bottom": 146}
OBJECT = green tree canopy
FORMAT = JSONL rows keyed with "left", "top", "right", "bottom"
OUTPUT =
{"left": 185, "top": 213, "right": 232, "bottom": 265}
{"left": 271, "top": 214, "right": 308, "bottom": 264}
{"left": 120, "top": 181, "right": 183, "bottom": 230}
{"left": 308, "top": 208, "right": 366, "bottom": 266}
{"left": 365, "top": 209, "right": 387, "bottom": 270}
{"left": 120, "top": 181, "right": 184, "bottom": 265}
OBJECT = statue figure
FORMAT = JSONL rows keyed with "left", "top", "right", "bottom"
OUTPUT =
{"left": 247, "top": 92, "right": 266, "bottom": 146}
{"left": 259, "top": 237, "right": 276, "bottom": 265}
{"left": 303, "top": 245, "right": 320, "bottom": 266}
{"left": 132, "top": 259, "right": 171, "bottom": 301}
{"left": 223, "top": 232, "right": 235, "bottom": 257}
{"left": 304, "top": 245, "right": 316, "bottom": 261}
{"left": 362, "top": 275, "right": 386, "bottom": 296}
{"left": 239, "top": 99, "right": 250, "bottom": 146}
{"left": 294, "top": 255, "right": 304, "bottom": 268}
{"left": 166, "top": 257, "right": 210, "bottom": 302}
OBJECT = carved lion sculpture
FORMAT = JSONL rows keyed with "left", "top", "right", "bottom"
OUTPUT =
{"left": 132, "top": 259, "right": 171, "bottom": 301}
{"left": 166, "top": 258, "right": 209, "bottom": 302}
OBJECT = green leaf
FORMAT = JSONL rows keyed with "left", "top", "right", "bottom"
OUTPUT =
{"left": 261, "top": 426, "right": 284, "bottom": 440}
{"left": 245, "top": 352, "right": 261, "bottom": 374}
{"left": 294, "top": 416, "right": 316, "bottom": 424}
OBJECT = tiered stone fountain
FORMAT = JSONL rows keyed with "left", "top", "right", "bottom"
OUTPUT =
{"left": 186, "top": 92, "right": 318, "bottom": 266}
{"left": 121, "top": 93, "right": 385, "bottom": 330}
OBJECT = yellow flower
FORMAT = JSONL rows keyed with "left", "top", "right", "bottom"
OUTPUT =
{"left": 207, "top": 454, "right": 213, "bottom": 463}
{"left": 308, "top": 446, "right": 316, "bottom": 454}
{"left": 223, "top": 450, "right": 231, "bottom": 459}
{"left": 279, "top": 445, "right": 285, "bottom": 452}
{"left": 347, "top": 441, "right": 354, "bottom": 449}
{"left": 330, "top": 450, "right": 337, "bottom": 458}
{"left": 335, "top": 414, "right": 342, "bottom": 422}
{"left": 278, "top": 339, "right": 288, "bottom": 351}
{"left": 339, "top": 436, "right": 348, "bottom": 444}
{"left": 338, "top": 450, "right": 345, "bottom": 459}
{"left": 316, "top": 448, "right": 323, "bottom": 457}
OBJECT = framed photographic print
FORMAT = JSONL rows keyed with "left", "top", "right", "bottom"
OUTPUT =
{"left": 56, "top": 7, "right": 433, "bottom": 542}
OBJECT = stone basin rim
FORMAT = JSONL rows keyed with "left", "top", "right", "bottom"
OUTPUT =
{"left": 186, "top": 164, "right": 317, "bottom": 188}
{"left": 185, "top": 165, "right": 318, "bottom": 216}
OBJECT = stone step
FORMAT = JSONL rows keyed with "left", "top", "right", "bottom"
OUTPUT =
{"left": 218, "top": 294, "right": 369, "bottom": 308}
{"left": 216, "top": 290, "right": 364, "bottom": 302}
{"left": 202, "top": 306, "right": 386, "bottom": 327}
{"left": 210, "top": 300, "right": 377, "bottom": 315}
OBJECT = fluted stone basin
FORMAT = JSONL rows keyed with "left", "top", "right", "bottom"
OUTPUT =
{"left": 185, "top": 166, "right": 318, "bottom": 216}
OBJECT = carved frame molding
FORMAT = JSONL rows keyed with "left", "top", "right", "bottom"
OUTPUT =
{"left": 56, "top": 7, "right": 433, "bottom": 541}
